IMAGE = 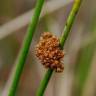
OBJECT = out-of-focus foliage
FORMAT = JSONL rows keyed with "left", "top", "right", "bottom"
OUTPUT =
{"left": 0, "top": 0, "right": 96, "bottom": 96}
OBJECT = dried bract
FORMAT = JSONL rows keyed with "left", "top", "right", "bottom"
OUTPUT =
{"left": 35, "top": 32, "right": 64, "bottom": 72}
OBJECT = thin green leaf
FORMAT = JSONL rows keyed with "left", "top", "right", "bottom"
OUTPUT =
{"left": 8, "top": 0, "right": 45, "bottom": 96}
{"left": 36, "top": 0, "right": 82, "bottom": 96}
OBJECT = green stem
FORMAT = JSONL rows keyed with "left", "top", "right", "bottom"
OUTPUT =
{"left": 8, "top": 0, "right": 45, "bottom": 96}
{"left": 60, "top": 0, "right": 82, "bottom": 48}
{"left": 36, "top": 69, "right": 53, "bottom": 96}
{"left": 36, "top": 0, "right": 82, "bottom": 96}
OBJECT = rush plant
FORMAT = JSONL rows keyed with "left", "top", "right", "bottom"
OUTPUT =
{"left": 8, "top": 0, "right": 45, "bottom": 96}
{"left": 36, "top": 0, "right": 82, "bottom": 96}
{"left": 6, "top": 0, "right": 83, "bottom": 96}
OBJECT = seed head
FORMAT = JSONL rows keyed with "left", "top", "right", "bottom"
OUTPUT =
{"left": 35, "top": 32, "right": 64, "bottom": 73}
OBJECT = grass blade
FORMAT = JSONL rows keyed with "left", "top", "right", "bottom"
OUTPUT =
{"left": 36, "top": 0, "right": 82, "bottom": 96}
{"left": 8, "top": 0, "right": 45, "bottom": 96}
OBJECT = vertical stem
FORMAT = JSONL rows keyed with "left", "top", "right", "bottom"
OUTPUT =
{"left": 36, "top": 69, "right": 53, "bottom": 96}
{"left": 60, "top": 0, "right": 82, "bottom": 48}
{"left": 8, "top": 0, "right": 45, "bottom": 96}
{"left": 36, "top": 0, "right": 82, "bottom": 96}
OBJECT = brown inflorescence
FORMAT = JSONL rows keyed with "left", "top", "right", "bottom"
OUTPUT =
{"left": 35, "top": 32, "right": 64, "bottom": 72}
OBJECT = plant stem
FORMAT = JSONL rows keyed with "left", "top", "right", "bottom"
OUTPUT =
{"left": 60, "top": 0, "right": 82, "bottom": 48}
{"left": 36, "top": 69, "right": 53, "bottom": 96}
{"left": 8, "top": 0, "right": 45, "bottom": 96}
{"left": 36, "top": 0, "right": 82, "bottom": 96}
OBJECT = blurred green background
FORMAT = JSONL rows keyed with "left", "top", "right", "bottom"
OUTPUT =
{"left": 0, "top": 0, "right": 96, "bottom": 96}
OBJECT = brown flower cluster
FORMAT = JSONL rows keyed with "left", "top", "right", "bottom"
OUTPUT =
{"left": 35, "top": 32, "right": 64, "bottom": 72}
